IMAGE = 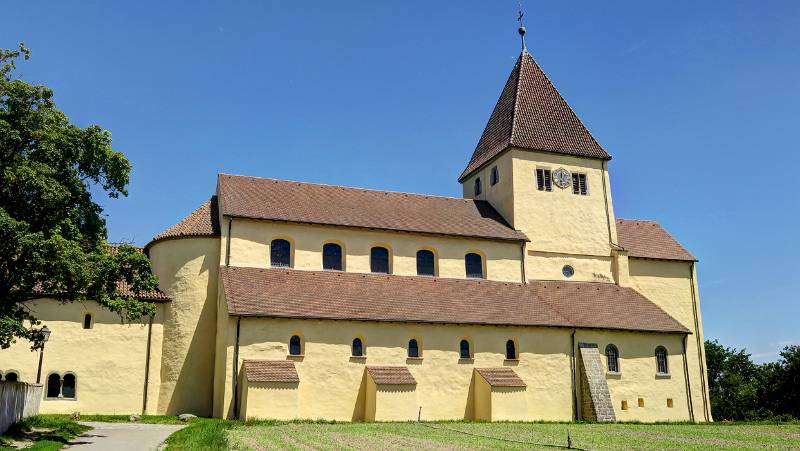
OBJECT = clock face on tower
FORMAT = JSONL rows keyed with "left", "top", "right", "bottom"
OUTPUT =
{"left": 553, "top": 168, "right": 571, "bottom": 189}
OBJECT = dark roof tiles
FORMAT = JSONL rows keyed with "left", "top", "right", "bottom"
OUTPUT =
{"left": 243, "top": 360, "right": 299, "bottom": 383}
{"left": 222, "top": 266, "right": 688, "bottom": 334}
{"left": 367, "top": 366, "right": 417, "bottom": 385}
{"left": 475, "top": 368, "right": 526, "bottom": 387}
{"left": 460, "top": 51, "right": 610, "bottom": 181}
{"left": 150, "top": 196, "right": 221, "bottom": 244}
{"left": 217, "top": 174, "right": 527, "bottom": 242}
{"left": 616, "top": 219, "right": 696, "bottom": 261}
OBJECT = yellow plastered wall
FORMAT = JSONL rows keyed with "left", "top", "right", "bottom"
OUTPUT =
{"left": 216, "top": 314, "right": 696, "bottom": 422}
{"left": 239, "top": 379, "right": 299, "bottom": 420}
{"left": 628, "top": 258, "right": 711, "bottom": 421}
{"left": 225, "top": 219, "right": 523, "bottom": 282}
{"left": 462, "top": 149, "right": 619, "bottom": 282}
{"left": 510, "top": 149, "right": 617, "bottom": 256}
{"left": 149, "top": 237, "right": 220, "bottom": 416}
{"left": 472, "top": 372, "right": 492, "bottom": 421}
{"left": 0, "top": 299, "right": 164, "bottom": 415}
{"left": 365, "top": 381, "right": 418, "bottom": 422}
{"left": 490, "top": 386, "right": 529, "bottom": 421}
{"left": 461, "top": 151, "right": 515, "bottom": 226}
{"left": 574, "top": 330, "right": 690, "bottom": 422}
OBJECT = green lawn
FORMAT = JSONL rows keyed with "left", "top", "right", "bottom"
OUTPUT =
{"left": 166, "top": 419, "right": 800, "bottom": 450}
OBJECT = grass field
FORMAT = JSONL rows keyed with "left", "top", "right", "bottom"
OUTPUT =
{"left": 5, "top": 416, "right": 799, "bottom": 450}
{"left": 167, "top": 419, "right": 800, "bottom": 450}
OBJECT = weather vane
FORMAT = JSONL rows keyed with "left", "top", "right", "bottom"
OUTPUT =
{"left": 517, "top": 0, "right": 527, "bottom": 52}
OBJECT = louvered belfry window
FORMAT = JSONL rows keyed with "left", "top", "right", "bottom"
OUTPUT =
{"left": 572, "top": 173, "right": 588, "bottom": 195}
{"left": 536, "top": 169, "right": 552, "bottom": 191}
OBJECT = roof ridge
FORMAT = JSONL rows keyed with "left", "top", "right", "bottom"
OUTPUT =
{"left": 218, "top": 173, "right": 473, "bottom": 202}
{"left": 509, "top": 51, "right": 525, "bottom": 146}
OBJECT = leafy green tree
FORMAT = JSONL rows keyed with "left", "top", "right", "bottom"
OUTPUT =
{"left": 0, "top": 43, "right": 158, "bottom": 349}
{"left": 705, "top": 339, "right": 760, "bottom": 420}
{"left": 776, "top": 346, "right": 800, "bottom": 418}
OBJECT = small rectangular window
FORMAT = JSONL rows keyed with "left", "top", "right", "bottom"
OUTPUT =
{"left": 638, "top": 398, "right": 645, "bottom": 408}
{"left": 572, "top": 173, "right": 587, "bottom": 195}
{"left": 536, "top": 169, "right": 552, "bottom": 192}
{"left": 667, "top": 398, "right": 674, "bottom": 408}
{"left": 490, "top": 166, "right": 499, "bottom": 186}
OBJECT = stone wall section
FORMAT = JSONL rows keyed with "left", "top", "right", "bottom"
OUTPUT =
{"left": 578, "top": 343, "right": 615, "bottom": 422}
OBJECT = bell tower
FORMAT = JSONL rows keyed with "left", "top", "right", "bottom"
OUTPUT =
{"left": 461, "top": 29, "right": 621, "bottom": 283}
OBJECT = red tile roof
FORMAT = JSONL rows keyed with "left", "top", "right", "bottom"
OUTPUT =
{"left": 460, "top": 51, "right": 610, "bottom": 182}
{"left": 475, "top": 368, "right": 526, "bottom": 387}
{"left": 616, "top": 219, "right": 696, "bottom": 261}
{"left": 243, "top": 360, "right": 299, "bottom": 383}
{"left": 217, "top": 174, "right": 528, "bottom": 242}
{"left": 221, "top": 267, "right": 688, "bottom": 334}
{"left": 148, "top": 196, "right": 221, "bottom": 246}
{"left": 367, "top": 366, "right": 417, "bottom": 385}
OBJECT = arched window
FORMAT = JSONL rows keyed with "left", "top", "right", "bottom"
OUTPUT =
{"left": 465, "top": 253, "right": 484, "bottom": 279}
{"left": 606, "top": 344, "right": 619, "bottom": 373}
{"left": 460, "top": 339, "right": 471, "bottom": 359}
{"left": 289, "top": 335, "right": 302, "bottom": 356}
{"left": 416, "top": 250, "right": 435, "bottom": 276}
{"left": 322, "top": 243, "right": 343, "bottom": 271}
{"left": 655, "top": 346, "right": 669, "bottom": 374}
{"left": 83, "top": 313, "right": 92, "bottom": 329}
{"left": 352, "top": 338, "right": 364, "bottom": 357}
{"left": 62, "top": 374, "right": 76, "bottom": 399}
{"left": 408, "top": 339, "right": 420, "bottom": 358}
{"left": 370, "top": 247, "right": 389, "bottom": 274}
{"left": 506, "top": 339, "right": 517, "bottom": 360}
{"left": 46, "top": 374, "right": 61, "bottom": 398}
{"left": 474, "top": 177, "right": 482, "bottom": 196}
{"left": 4, "top": 371, "right": 18, "bottom": 382}
{"left": 490, "top": 166, "right": 499, "bottom": 186}
{"left": 270, "top": 239, "right": 291, "bottom": 267}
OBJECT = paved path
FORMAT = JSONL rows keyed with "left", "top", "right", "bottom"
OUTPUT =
{"left": 71, "top": 421, "right": 185, "bottom": 450}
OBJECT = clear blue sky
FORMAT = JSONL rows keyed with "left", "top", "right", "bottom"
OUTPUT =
{"left": 5, "top": 1, "right": 799, "bottom": 362}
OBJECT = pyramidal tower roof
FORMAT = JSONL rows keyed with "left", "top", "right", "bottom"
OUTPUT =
{"left": 459, "top": 49, "right": 610, "bottom": 182}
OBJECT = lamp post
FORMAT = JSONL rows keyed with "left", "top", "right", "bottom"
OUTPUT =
{"left": 35, "top": 326, "right": 51, "bottom": 384}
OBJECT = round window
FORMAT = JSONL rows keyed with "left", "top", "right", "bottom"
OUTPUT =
{"left": 562, "top": 265, "right": 575, "bottom": 278}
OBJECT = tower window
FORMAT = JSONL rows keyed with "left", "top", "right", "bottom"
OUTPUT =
{"left": 536, "top": 169, "right": 552, "bottom": 191}
{"left": 572, "top": 173, "right": 588, "bottom": 195}
{"left": 490, "top": 166, "right": 499, "bottom": 186}
{"left": 465, "top": 253, "right": 484, "bottom": 279}
{"left": 352, "top": 338, "right": 364, "bottom": 357}
{"left": 83, "top": 313, "right": 92, "bottom": 330}
{"left": 289, "top": 335, "right": 302, "bottom": 356}
{"left": 322, "top": 243, "right": 343, "bottom": 271}
{"left": 270, "top": 239, "right": 291, "bottom": 267}
{"left": 370, "top": 246, "right": 390, "bottom": 274}
{"left": 408, "top": 339, "right": 420, "bottom": 358}
{"left": 416, "top": 250, "right": 435, "bottom": 276}
{"left": 474, "top": 177, "right": 482, "bottom": 196}
{"left": 606, "top": 344, "right": 619, "bottom": 373}
{"left": 460, "top": 339, "right": 471, "bottom": 359}
{"left": 506, "top": 339, "right": 517, "bottom": 360}
{"left": 655, "top": 346, "right": 669, "bottom": 374}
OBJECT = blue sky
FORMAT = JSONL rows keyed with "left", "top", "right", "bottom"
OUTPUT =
{"left": 4, "top": 1, "right": 799, "bottom": 362}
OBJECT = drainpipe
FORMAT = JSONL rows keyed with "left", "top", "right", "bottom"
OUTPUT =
{"left": 232, "top": 316, "right": 241, "bottom": 419}
{"left": 570, "top": 329, "right": 577, "bottom": 421}
{"left": 141, "top": 314, "right": 153, "bottom": 415}
{"left": 225, "top": 218, "right": 233, "bottom": 267}
{"left": 520, "top": 242, "right": 528, "bottom": 284}
{"left": 689, "top": 262, "right": 710, "bottom": 421}
{"left": 682, "top": 334, "right": 695, "bottom": 422}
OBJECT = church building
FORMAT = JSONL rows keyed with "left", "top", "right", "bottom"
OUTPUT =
{"left": 1, "top": 37, "right": 712, "bottom": 422}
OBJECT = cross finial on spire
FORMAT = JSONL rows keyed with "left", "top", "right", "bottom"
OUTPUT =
{"left": 517, "top": 0, "right": 527, "bottom": 52}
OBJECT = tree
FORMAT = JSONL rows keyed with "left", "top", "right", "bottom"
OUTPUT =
{"left": 0, "top": 43, "right": 159, "bottom": 349}
{"left": 705, "top": 340, "right": 761, "bottom": 420}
